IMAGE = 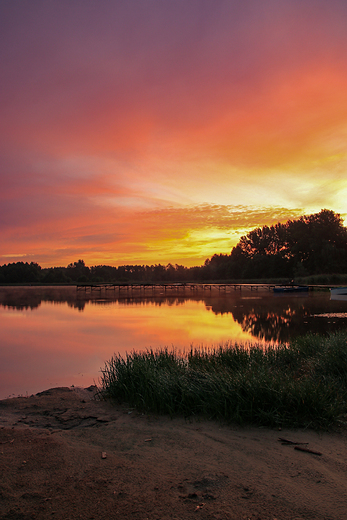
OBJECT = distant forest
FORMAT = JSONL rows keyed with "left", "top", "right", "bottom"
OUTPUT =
{"left": 2, "top": 209, "right": 347, "bottom": 284}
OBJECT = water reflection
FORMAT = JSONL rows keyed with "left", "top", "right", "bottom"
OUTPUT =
{"left": 227, "top": 293, "right": 347, "bottom": 342}
{"left": 1, "top": 286, "right": 347, "bottom": 344}
{"left": 1, "top": 286, "right": 347, "bottom": 398}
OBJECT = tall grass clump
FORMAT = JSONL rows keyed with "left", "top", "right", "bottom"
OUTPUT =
{"left": 99, "top": 332, "right": 347, "bottom": 428}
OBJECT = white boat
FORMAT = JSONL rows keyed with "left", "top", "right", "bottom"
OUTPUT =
{"left": 331, "top": 287, "right": 347, "bottom": 295}
{"left": 330, "top": 287, "right": 347, "bottom": 300}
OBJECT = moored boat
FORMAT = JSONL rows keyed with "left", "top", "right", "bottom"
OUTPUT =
{"left": 273, "top": 285, "right": 309, "bottom": 293}
{"left": 330, "top": 287, "right": 347, "bottom": 298}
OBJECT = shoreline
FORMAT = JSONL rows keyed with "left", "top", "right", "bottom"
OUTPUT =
{"left": 1, "top": 386, "right": 347, "bottom": 519}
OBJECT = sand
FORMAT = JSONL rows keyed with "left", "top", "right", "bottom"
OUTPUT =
{"left": 1, "top": 386, "right": 347, "bottom": 520}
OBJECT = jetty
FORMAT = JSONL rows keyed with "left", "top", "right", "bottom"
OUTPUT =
{"left": 76, "top": 283, "right": 329, "bottom": 294}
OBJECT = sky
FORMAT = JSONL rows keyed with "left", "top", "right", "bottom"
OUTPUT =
{"left": 1, "top": 0, "right": 347, "bottom": 268}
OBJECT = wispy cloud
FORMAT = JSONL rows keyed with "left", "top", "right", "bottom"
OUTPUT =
{"left": 1, "top": 1, "right": 347, "bottom": 266}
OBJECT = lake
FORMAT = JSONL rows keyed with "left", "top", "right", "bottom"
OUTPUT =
{"left": 1, "top": 285, "right": 347, "bottom": 399}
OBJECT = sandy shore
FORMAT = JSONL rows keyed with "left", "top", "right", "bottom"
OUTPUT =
{"left": 1, "top": 387, "right": 347, "bottom": 520}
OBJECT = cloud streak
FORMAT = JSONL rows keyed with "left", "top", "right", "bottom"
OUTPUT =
{"left": 1, "top": 1, "right": 347, "bottom": 266}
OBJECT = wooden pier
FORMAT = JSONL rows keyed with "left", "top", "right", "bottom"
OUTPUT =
{"left": 76, "top": 282, "right": 278, "bottom": 294}
{"left": 76, "top": 282, "right": 331, "bottom": 294}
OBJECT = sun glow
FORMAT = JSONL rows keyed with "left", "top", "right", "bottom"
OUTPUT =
{"left": 1, "top": 2, "right": 347, "bottom": 267}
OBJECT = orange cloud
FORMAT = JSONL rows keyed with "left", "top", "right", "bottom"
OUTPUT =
{"left": 0, "top": 202, "right": 303, "bottom": 267}
{"left": 2, "top": 1, "right": 347, "bottom": 266}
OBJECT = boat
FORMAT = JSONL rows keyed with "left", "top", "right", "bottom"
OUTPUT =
{"left": 330, "top": 287, "right": 347, "bottom": 296}
{"left": 273, "top": 285, "right": 309, "bottom": 293}
{"left": 330, "top": 287, "right": 347, "bottom": 300}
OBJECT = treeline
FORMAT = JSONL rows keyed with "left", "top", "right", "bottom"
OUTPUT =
{"left": 0, "top": 259, "right": 200, "bottom": 284}
{"left": 1, "top": 209, "right": 347, "bottom": 284}
{"left": 204, "top": 209, "right": 347, "bottom": 280}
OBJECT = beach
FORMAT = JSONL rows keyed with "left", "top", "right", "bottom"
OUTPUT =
{"left": 1, "top": 386, "right": 346, "bottom": 520}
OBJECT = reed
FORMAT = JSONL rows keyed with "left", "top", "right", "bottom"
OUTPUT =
{"left": 99, "top": 332, "right": 347, "bottom": 428}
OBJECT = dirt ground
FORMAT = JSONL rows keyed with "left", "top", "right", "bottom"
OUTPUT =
{"left": 1, "top": 387, "right": 347, "bottom": 520}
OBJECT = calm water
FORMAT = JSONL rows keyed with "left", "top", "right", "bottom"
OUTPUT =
{"left": 1, "top": 286, "right": 347, "bottom": 399}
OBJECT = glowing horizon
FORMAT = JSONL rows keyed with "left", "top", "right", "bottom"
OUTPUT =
{"left": 1, "top": 1, "right": 347, "bottom": 268}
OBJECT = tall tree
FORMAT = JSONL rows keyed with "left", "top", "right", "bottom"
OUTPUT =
{"left": 230, "top": 209, "right": 347, "bottom": 278}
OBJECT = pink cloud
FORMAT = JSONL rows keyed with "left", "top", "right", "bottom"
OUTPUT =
{"left": 1, "top": 1, "right": 347, "bottom": 266}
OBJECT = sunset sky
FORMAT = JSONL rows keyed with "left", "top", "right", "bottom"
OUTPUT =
{"left": 1, "top": 0, "right": 347, "bottom": 268}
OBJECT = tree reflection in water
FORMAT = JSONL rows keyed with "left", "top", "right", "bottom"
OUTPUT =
{"left": 1, "top": 286, "right": 347, "bottom": 343}
{"left": 208, "top": 293, "right": 347, "bottom": 343}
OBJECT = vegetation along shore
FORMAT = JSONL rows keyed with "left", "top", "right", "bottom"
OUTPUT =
{"left": 99, "top": 331, "right": 347, "bottom": 430}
